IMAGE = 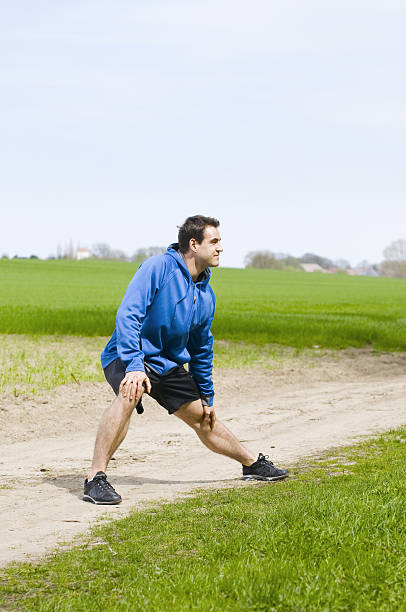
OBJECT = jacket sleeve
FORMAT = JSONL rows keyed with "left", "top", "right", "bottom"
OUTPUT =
{"left": 187, "top": 293, "right": 215, "bottom": 406}
{"left": 116, "top": 257, "right": 166, "bottom": 373}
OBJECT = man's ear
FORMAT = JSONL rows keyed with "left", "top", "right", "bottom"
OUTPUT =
{"left": 189, "top": 238, "right": 198, "bottom": 253}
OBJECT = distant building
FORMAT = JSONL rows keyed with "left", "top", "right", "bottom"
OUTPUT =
{"left": 300, "top": 263, "right": 326, "bottom": 273}
{"left": 348, "top": 267, "right": 379, "bottom": 277}
{"left": 76, "top": 248, "right": 91, "bottom": 261}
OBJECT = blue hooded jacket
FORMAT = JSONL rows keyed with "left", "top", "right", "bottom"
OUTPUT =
{"left": 101, "top": 244, "right": 215, "bottom": 405}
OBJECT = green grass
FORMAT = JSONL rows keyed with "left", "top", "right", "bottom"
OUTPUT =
{"left": 0, "top": 334, "right": 311, "bottom": 396}
{"left": 213, "top": 268, "right": 406, "bottom": 350}
{"left": 0, "top": 335, "right": 106, "bottom": 396}
{"left": 1, "top": 259, "right": 406, "bottom": 350}
{"left": 2, "top": 429, "right": 406, "bottom": 611}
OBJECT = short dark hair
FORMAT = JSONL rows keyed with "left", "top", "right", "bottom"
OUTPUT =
{"left": 178, "top": 215, "right": 220, "bottom": 253}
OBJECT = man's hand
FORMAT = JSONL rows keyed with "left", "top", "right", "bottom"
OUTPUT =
{"left": 202, "top": 404, "right": 216, "bottom": 431}
{"left": 119, "top": 371, "right": 151, "bottom": 404}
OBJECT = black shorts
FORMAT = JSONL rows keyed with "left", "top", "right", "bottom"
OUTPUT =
{"left": 103, "top": 358, "right": 201, "bottom": 415}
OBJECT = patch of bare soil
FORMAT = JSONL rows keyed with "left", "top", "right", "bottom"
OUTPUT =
{"left": 1, "top": 350, "right": 405, "bottom": 565}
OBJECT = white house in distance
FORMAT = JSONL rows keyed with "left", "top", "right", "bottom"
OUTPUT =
{"left": 300, "top": 263, "right": 326, "bottom": 273}
{"left": 76, "top": 248, "right": 91, "bottom": 261}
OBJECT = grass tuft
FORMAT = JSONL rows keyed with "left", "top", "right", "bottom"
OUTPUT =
{"left": 0, "top": 335, "right": 105, "bottom": 395}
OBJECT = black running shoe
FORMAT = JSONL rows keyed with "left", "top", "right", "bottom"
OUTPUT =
{"left": 242, "top": 453, "right": 289, "bottom": 482}
{"left": 83, "top": 472, "right": 122, "bottom": 504}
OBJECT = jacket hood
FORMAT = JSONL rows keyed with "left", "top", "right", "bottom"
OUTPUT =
{"left": 166, "top": 243, "right": 211, "bottom": 285}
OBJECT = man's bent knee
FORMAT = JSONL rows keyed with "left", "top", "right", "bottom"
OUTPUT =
{"left": 115, "top": 393, "right": 138, "bottom": 417}
{"left": 175, "top": 400, "right": 208, "bottom": 432}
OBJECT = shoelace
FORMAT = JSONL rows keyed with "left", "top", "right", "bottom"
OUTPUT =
{"left": 95, "top": 476, "right": 117, "bottom": 493}
{"left": 258, "top": 454, "right": 275, "bottom": 466}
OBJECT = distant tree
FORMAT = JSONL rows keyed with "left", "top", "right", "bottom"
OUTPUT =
{"left": 381, "top": 238, "right": 406, "bottom": 278}
{"left": 333, "top": 258, "right": 351, "bottom": 270}
{"left": 55, "top": 240, "right": 78, "bottom": 259}
{"left": 300, "top": 253, "right": 334, "bottom": 270}
{"left": 29, "top": 254, "right": 39, "bottom": 259}
{"left": 381, "top": 260, "right": 406, "bottom": 278}
{"left": 245, "top": 251, "right": 279, "bottom": 269}
{"left": 356, "top": 259, "right": 372, "bottom": 271}
{"left": 91, "top": 242, "right": 128, "bottom": 261}
{"left": 131, "top": 246, "right": 166, "bottom": 263}
{"left": 110, "top": 249, "right": 128, "bottom": 261}
{"left": 244, "top": 250, "right": 300, "bottom": 270}
{"left": 383, "top": 238, "right": 406, "bottom": 261}
{"left": 1, "top": 253, "right": 9, "bottom": 259}
{"left": 66, "top": 239, "right": 75, "bottom": 260}
{"left": 273, "top": 252, "right": 301, "bottom": 268}
{"left": 274, "top": 252, "right": 290, "bottom": 260}
{"left": 282, "top": 255, "right": 301, "bottom": 270}
{"left": 91, "top": 242, "right": 112, "bottom": 259}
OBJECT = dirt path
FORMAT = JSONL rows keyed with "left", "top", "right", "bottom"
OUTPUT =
{"left": 1, "top": 351, "right": 405, "bottom": 566}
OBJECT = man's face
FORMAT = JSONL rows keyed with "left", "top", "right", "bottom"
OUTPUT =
{"left": 194, "top": 225, "right": 223, "bottom": 268}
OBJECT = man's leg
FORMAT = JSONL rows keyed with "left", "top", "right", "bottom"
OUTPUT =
{"left": 174, "top": 399, "right": 256, "bottom": 466}
{"left": 88, "top": 394, "right": 137, "bottom": 480}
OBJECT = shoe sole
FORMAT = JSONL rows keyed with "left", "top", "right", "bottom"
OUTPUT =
{"left": 83, "top": 495, "right": 122, "bottom": 505}
{"left": 242, "top": 474, "right": 288, "bottom": 482}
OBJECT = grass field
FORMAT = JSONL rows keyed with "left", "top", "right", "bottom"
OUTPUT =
{"left": 1, "top": 259, "right": 406, "bottom": 349}
{"left": 2, "top": 429, "right": 406, "bottom": 611}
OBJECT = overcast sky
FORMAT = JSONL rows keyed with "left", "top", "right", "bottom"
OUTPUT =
{"left": 1, "top": 1, "right": 405, "bottom": 267}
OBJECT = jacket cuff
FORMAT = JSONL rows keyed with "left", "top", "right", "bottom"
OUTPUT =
{"left": 125, "top": 357, "right": 145, "bottom": 373}
{"left": 201, "top": 395, "right": 214, "bottom": 407}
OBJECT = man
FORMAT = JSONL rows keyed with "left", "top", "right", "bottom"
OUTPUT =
{"left": 84, "top": 215, "right": 288, "bottom": 504}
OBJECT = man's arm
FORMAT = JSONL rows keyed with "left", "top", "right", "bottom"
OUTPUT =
{"left": 116, "top": 256, "right": 166, "bottom": 373}
{"left": 115, "top": 257, "right": 166, "bottom": 403}
{"left": 200, "top": 395, "right": 216, "bottom": 430}
{"left": 187, "top": 321, "right": 215, "bottom": 406}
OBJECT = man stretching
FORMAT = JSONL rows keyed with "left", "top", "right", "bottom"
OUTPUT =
{"left": 84, "top": 215, "right": 288, "bottom": 504}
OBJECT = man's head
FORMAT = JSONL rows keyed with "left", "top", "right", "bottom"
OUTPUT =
{"left": 178, "top": 215, "right": 223, "bottom": 269}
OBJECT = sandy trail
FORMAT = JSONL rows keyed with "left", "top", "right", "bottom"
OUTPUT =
{"left": 1, "top": 351, "right": 405, "bottom": 566}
